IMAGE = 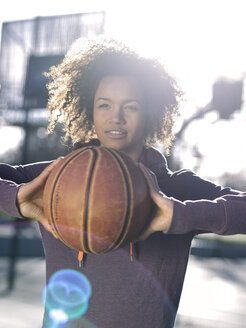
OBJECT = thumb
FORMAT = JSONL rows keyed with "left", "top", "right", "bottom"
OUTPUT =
{"left": 137, "top": 225, "right": 155, "bottom": 241}
{"left": 34, "top": 157, "right": 63, "bottom": 186}
{"left": 37, "top": 213, "right": 58, "bottom": 239}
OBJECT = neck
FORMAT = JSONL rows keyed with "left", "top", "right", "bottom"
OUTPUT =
{"left": 122, "top": 146, "right": 145, "bottom": 162}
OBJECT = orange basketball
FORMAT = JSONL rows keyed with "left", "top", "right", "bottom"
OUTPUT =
{"left": 43, "top": 146, "right": 151, "bottom": 254}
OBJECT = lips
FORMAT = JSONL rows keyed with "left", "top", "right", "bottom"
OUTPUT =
{"left": 105, "top": 128, "right": 128, "bottom": 139}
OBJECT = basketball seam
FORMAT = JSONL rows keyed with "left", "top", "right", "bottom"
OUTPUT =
{"left": 49, "top": 148, "right": 90, "bottom": 249}
{"left": 83, "top": 148, "right": 98, "bottom": 253}
{"left": 104, "top": 148, "right": 132, "bottom": 251}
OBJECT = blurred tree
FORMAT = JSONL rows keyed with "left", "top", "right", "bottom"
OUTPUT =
{"left": 175, "top": 77, "right": 243, "bottom": 140}
{"left": 168, "top": 77, "right": 244, "bottom": 171}
{"left": 212, "top": 78, "right": 243, "bottom": 120}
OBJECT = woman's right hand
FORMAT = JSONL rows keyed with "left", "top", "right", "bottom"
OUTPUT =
{"left": 17, "top": 158, "right": 62, "bottom": 237}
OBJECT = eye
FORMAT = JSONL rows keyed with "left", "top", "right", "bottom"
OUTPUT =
{"left": 98, "top": 103, "right": 111, "bottom": 110}
{"left": 124, "top": 104, "right": 139, "bottom": 112}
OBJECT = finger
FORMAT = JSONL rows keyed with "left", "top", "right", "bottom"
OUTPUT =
{"left": 31, "top": 204, "right": 58, "bottom": 239}
{"left": 137, "top": 226, "right": 153, "bottom": 241}
{"left": 38, "top": 215, "right": 58, "bottom": 239}
{"left": 38, "top": 157, "right": 63, "bottom": 182}
{"left": 24, "top": 158, "right": 63, "bottom": 194}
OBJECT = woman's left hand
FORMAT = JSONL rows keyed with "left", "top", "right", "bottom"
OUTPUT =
{"left": 137, "top": 163, "right": 174, "bottom": 241}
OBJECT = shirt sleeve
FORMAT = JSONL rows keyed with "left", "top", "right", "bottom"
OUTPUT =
{"left": 0, "top": 161, "right": 52, "bottom": 218}
{"left": 159, "top": 168, "right": 239, "bottom": 201}
{"left": 167, "top": 192, "right": 246, "bottom": 235}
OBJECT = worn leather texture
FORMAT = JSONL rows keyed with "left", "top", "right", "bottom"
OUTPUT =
{"left": 43, "top": 146, "right": 151, "bottom": 253}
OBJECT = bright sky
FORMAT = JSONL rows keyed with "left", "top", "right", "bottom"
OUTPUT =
{"left": 0, "top": 0, "right": 246, "bottom": 181}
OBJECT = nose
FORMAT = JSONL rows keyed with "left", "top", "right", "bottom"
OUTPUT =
{"left": 109, "top": 107, "right": 126, "bottom": 124}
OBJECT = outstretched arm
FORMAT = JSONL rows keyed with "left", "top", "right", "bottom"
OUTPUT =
{"left": 169, "top": 193, "right": 246, "bottom": 235}
{"left": 138, "top": 163, "right": 246, "bottom": 240}
{"left": 0, "top": 159, "right": 61, "bottom": 237}
{"left": 17, "top": 159, "right": 62, "bottom": 236}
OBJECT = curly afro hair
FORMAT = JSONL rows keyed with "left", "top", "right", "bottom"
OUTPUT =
{"left": 45, "top": 36, "right": 183, "bottom": 154}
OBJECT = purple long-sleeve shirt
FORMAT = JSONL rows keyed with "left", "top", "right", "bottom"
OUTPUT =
{"left": 0, "top": 146, "right": 244, "bottom": 328}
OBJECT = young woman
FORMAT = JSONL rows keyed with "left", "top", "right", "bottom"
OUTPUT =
{"left": 1, "top": 37, "right": 246, "bottom": 328}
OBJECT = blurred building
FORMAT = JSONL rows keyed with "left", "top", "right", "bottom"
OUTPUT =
{"left": 0, "top": 12, "right": 105, "bottom": 163}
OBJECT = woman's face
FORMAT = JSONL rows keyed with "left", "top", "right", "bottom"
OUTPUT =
{"left": 93, "top": 75, "right": 147, "bottom": 161}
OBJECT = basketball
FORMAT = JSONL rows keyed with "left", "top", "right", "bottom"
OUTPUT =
{"left": 43, "top": 146, "right": 151, "bottom": 254}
